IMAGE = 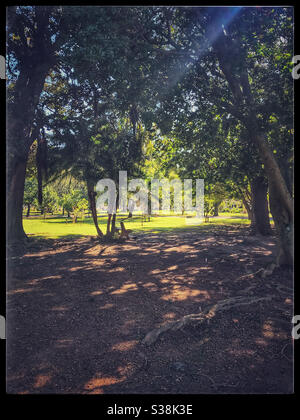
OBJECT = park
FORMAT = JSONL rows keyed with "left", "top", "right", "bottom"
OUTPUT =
{"left": 6, "top": 6, "right": 293, "bottom": 394}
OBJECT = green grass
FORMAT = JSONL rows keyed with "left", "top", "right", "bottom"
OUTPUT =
{"left": 23, "top": 213, "right": 253, "bottom": 239}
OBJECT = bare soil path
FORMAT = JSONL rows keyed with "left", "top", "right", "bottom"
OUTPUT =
{"left": 6, "top": 225, "right": 293, "bottom": 394}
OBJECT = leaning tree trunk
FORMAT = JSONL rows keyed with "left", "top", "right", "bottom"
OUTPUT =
{"left": 241, "top": 194, "right": 255, "bottom": 228}
{"left": 249, "top": 129, "right": 293, "bottom": 265}
{"left": 250, "top": 176, "right": 272, "bottom": 236}
{"left": 211, "top": 27, "right": 293, "bottom": 266}
{"left": 87, "top": 181, "right": 103, "bottom": 238}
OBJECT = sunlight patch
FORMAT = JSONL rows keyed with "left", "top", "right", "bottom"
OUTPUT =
{"left": 33, "top": 374, "right": 52, "bottom": 389}
{"left": 7, "top": 288, "right": 35, "bottom": 295}
{"left": 91, "top": 290, "right": 103, "bottom": 296}
{"left": 162, "top": 287, "right": 210, "bottom": 302}
{"left": 111, "top": 340, "right": 138, "bottom": 352}
{"left": 111, "top": 283, "right": 138, "bottom": 295}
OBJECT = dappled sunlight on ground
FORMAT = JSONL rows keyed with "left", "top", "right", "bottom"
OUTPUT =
{"left": 98, "top": 303, "right": 114, "bottom": 310}
{"left": 84, "top": 363, "right": 135, "bottom": 394}
{"left": 161, "top": 286, "right": 210, "bottom": 302}
{"left": 90, "top": 290, "right": 103, "bottom": 296}
{"left": 6, "top": 226, "right": 293, "bottom": 394}
{"left": 7, "top": 287, "right": 35, "bottom": 295}
{"left": 84, "top": 376, "right": 123, "bottom": 393}
{"left": 33, "top": 374, "right": 52, "bottom": 389}
{"left": 111, "top": 340, "right": 138, "bottom": 352}
{"left": 111, "top": 283, "right": 139, "bottom": 295}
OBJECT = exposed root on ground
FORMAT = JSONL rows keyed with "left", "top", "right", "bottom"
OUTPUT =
{"left": 142, "top": 294, "right": 275, "bottom": 345}
{"left": 236, "top": 262, "right": 278, "bottom": 281}
{"left": 265, "top": 283, "right": 293, "bottom": 295}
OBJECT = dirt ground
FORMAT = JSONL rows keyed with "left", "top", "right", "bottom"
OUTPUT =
{"left": 6, "top": 225, "right": 293, "bottom": 394}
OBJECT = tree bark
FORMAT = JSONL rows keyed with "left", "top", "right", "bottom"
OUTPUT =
{"left": 6, "top": 157, "right": 28, "bottom": 243}
{"left": 106, "top": 214, "right": 112, "bottom": 236}
{"left": 87, "top": 181, "right": 103, "bottom": 238}
{"left": 247, "top": 125, "right": 293, "bottom": 220}
{"left": 26, "top": 203, "right": 30, "bottom": 218}
{"left": 268, "top": 180, "right": 293, "bottom": 266}
{"left": 241, "top": 194, "right": 255, "bottom": 226}
{"left": 248, "top": 128, "right": 293, "bottom": 264}
{"left": 111, "top": 214, "right": 117, "bottom": 236}
{"left": 213, "top": 202, "right": 221, "bottom": 217}
{"left": 250, "top": 176, "right": 272, "bottom": 236}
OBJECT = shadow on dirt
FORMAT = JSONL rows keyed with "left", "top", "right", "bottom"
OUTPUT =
{"left": 6, "top": 226, "right": 293, "bottom": 394}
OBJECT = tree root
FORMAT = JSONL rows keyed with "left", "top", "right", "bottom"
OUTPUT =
{"left": 236, "top": 262, "right": 278, "bottom": 282}
{"left": 260, "top": 262, "right": 278, "bottom": 278}
{"left": 265, "top": 283, "right": 293, "bottom": 296}
{"left": 142, "top": 294, "right": 275, "bottom": 345}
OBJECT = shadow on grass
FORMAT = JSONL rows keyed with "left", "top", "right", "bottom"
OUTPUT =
{"left": 27, "top": 233, "right": 86, "bottom": 241}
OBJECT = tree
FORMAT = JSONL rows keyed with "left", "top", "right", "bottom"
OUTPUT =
{"left": 23, "top": 177, "right": 38, "bottom": 217}
{"left": 7, "top": 6, "right": 293, "bottom": 264}
{"left": 145, "top": 6, "right": 292, "bottom": 262}
{"left": 61, "top": 190, "right": 88, "bottom": 223}
{"left": 6, "top": 6, "right": 72, "bottom": 242}
{"left": 36, "top": 185, "right": 58, "bottom": 217}
{"left": 204, "top": 7, "right": 293, "bottom": 263}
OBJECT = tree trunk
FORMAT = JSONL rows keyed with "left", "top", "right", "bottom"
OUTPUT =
{"left": 6, "top": 157, "right": 28, "bottom": 243}
{"left": 26, "top": 203, "right": 31, "bottom": 218}
{"left": 6, "top": 7, "right": 60, "bottom": 244}
{"left": 211, "top": 28, "right": 293, "bottom": 265}
{"left": 62, "top": 207, "right": 65, "bottom": 216}
{"left": 106, "top": 214, "right": 112, "bottom": 236}
{"left": 250, "top": 176, "right": 272, "bottom": 236}
{"left": 249, "top": 130, "right": 293, "bottom": 264}
{"left": 241, "top": 195, "right": 255, "bottom": 227}
{"left": 213, "top": 202, "right": 221, "bottom": 217}
{"left": 111, "top": 214, "right": 117, "bottom": 236}
{"left": 87, "top": 181, "right": 103, "bottom": 238}
{"left": 269, "top": 180, "right": 293, "bottom": 266}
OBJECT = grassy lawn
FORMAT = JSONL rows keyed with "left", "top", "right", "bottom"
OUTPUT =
{"left": 23, "top": 213, "right": 253, "bottom": 239}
